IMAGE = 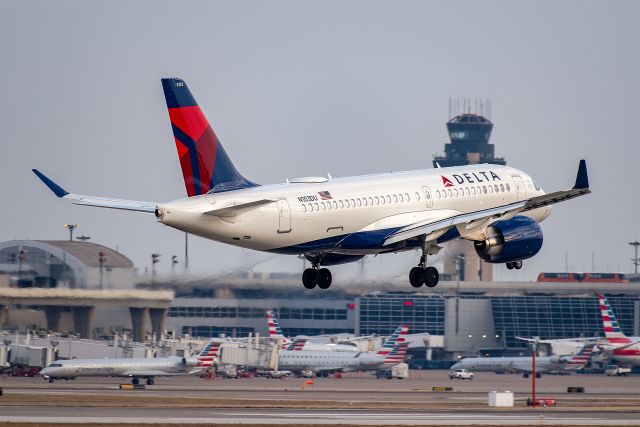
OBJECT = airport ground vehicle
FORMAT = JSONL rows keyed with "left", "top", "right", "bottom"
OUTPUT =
{"left": 605, "top": 365, "right": 631, "bottom": 376}
{"left": 34, "top": 78, "right": 590, "bottom": 291}
{"left": 448, "top": 368, "right": 474, "bottom": 380}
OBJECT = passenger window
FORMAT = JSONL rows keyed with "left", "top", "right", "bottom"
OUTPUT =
{"left": 332, "top": 201, "right": 337, "bottom": 209}
{"left": 494, "top": 184, "right": 499, "bottom": 193}
{"left": 351, "top": 198, "right": 356, "bottom": 206}
{"left": 357, "top": 198, "right": 362, "bottom": 207}
{"left": 322, "top": 202, "right": 327, "bottom": 210}
{"left": 483, "top": 185, "right": 487, "bottom": 194}
{"left": 368, "top": 197, "right": 373, "bottom": 206}
{"left": 488, "top": 186, "right": 493, "bottom": 194}
{"left": 345, "top": 200, "right": 350, "bottom": 208}
{"left": 453, "top": 188, "right": 458, "bottom": 197}
{"left": 339, "top": 200, "right": 344, "bottom": 209}
{"left": 393, "top": 194, "right": 398, "bottom": 203}
{"left": 302, "top": 204, "right": 307, "bottom": 213}
{"left": 500, "top": 184, "right": 505, "bottom": 192}
{"left": 327, "top": 202, "right": 332, "bottom": 210}
{"left": 471, "top": 187, "right": 476, "bottom": 196}
{"left": 374, "top": 196, "right": 379, "bottom": 205}
{"left": 314, "top": 202, "right": 319, "bottom": 211}
{"left": 506, "top": 183, "right": 510, "bottom": 192}
{"left": 476, "top": 186, "right": 481, "bottom": 194}
{"left": 465, "top": 188, "right": 470, "bottom": 196}
{"left": 443, "top": 190, "right": 447, "bottom": 199}
{"left": 363, "top": 198, "right": 368, "bottom": 207}
{"left": 399, "top": 194, "right": 404, "bottom": 202}
{"left": 405, "top": 193, "right": 410, "bottom": 201}
{"left": 415, "top": 192, "right": 421, "bottom": 201}
{"left": 436, "top": 190, "right": 441, "bottom": 199}
{"left": 447, "top": 189, "right": 452, "bottom": 198}
{"left": 386, "top": 195, "right": 391, "bottom": 204}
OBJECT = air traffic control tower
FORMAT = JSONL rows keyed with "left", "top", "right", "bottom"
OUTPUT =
{"left": 434, "top": 108, "right": 505, "bottom": 281}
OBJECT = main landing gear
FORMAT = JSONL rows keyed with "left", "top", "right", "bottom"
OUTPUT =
{"left": 302, "top": 259, "right": 332, "bottom": 290}
{"left": 506, "top": 260, "right": 523, "bottom": 270}
{"left": 409, "top": 240, "right": 440, "bottom": 288}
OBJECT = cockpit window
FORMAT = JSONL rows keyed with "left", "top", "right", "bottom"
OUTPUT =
{"left": 533, "top": 180, "right": 541, "bottom": 191}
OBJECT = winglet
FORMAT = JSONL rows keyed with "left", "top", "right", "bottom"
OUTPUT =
{"left": 573, "top": 159, "right": 589, "bottom": 190}
{"left": 32, "top": 169, "right": 69, "bottom": 198}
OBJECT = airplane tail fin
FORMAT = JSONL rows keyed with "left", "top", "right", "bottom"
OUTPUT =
{"left": 285, "top": 338, "right": 308, "bottom": 351}
{"left": 376, "top": 325, "right": 409, "bottom": 357}
{"left": 563, "top": 342, "right": 596, "bottom": 369}
{"left": 266, "top": 309, "right": 290, "bottom": 349}
{"left": 196, "top": 339, "right": 223, "bottom": 367}
{"left": 161, "top": 78, "right": 258, "bottom": 196}
{"left": 598, "top": 294, "right": 631, "bottom": 344}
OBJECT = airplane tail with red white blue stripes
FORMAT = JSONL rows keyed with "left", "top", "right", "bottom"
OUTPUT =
{"left": 598, "top": 293, "right": 632, "bottom": 344}
{"left": 376, "top": 325, "right": 409, "bottom": 365}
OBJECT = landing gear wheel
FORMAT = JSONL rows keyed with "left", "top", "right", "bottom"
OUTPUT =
{"left": 132, "top": 378, "right": 140, "bottom": 385}
{"left": 409, "top": 267, "right": 424, "bottom": 288}
{"left": 423, "top": 266, "right": 439, "bottom": 288}
{"left": 302, "top": 268, "right": 317, "bottom": 289}
{"left": 506, "top": 262, "right": 514, "bottom": 270}
{"left": 317, "top": 268, "right": 332, "bottom": 289}
{"left": 514, "top": 260, "right": 523, "bottom": 270}
{"left": 146, "top": 378, "right": 154, "bottom": 385}
{"left": 48, "top": 378, "right": 54, "bottom": 383}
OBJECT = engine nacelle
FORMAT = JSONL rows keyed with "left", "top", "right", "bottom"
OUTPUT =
{"left": 474, "top": 216, "right": 543, "bottom": 263}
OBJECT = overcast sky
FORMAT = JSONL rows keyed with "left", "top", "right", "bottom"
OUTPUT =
{"left": 1, "top": 0, "right": 638, "bottom": 282}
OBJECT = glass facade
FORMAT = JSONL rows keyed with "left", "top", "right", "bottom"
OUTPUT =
{"left": 168, "top": 306, "right": 348, "bottom": 320}
{"left": 491, "top": 296, "right": 638, "bottom": 348}
{"left": 183, "top": 326, "right": 255, "bottom": 338}
{"left": 359, "top": 294, "right": 445, "bottom": 335}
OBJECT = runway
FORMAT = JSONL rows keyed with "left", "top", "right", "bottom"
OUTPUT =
{"left": 1, "top": 407, "right": 639, "bottom": 425}
{"left": 1, "top": 371, "right": 639, "bottom": 425}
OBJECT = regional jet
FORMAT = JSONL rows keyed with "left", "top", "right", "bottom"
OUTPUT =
{"left": 278, "top": 325, "right": 409, "bottom": 375}
{"left": 451, "top": 342, "right": 596, "bottom": 378}
{"left": 33, "top": 78, "right": 590, "bottom": 289}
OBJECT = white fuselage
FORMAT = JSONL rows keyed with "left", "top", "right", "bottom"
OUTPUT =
{"left": 451, "top": 356, "right": 567, "bottom": 374}
{"left": 278, "top": 349, "right": 385, "bottom": 373}
{"left": 157, "top": 164, "right": 549, "bottom": 254}
{"left": 40, "top": 356, "right": 195, "bottom": 379}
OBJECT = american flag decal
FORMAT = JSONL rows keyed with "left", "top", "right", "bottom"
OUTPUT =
{"left": 318, "top": 191, "right": 333, "bottom": 200}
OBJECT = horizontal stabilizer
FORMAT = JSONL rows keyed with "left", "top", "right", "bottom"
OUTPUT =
{"left": 203, "top": 199, "right": 277, "bottom": 216}
{"left": 33, "top": 169, "right": 158, "bottom": 214}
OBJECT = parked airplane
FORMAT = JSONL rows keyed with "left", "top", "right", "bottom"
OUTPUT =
{"left": 278, "top": 325, "right": 409, "bottom": 375}
{"left": 40, "top": 339, "right": 218, "bottom": 384}
{"left": 33, "top": 78, "right": 590, "bottom": 289}
{"left": 266, "top": 309, "right": 359, "bottom": 352}
{"left": 597, "top": 294, "right": 640, "bottom": 366}
{"left": 451, "top": 343, "right": 596, "bottom": 378}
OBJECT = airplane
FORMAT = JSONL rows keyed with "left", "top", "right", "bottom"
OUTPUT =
{"left": 278, "top": 325, "right": 409, "bottom": 375}
{"left": 450, "top": 342, "right": 596, "bottom": 378}
{"left": 32, "top": 78, "right": 591, "bottom": 289}
{"left": 40, "top": 338, "right": 220, "bottom": 384}
{"left": 597, "top": 293, "right": 640, "bottom": 366}
{"left": 266, "top": 309, "right": 359, "bottom": 352}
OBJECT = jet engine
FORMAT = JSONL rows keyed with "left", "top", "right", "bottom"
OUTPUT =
{"left": 474, "top": 216, "right": 543, "bottom": 263}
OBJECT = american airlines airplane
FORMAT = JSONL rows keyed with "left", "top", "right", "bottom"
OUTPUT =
{"left": 40, "top": 339, "right": 217, "bottom": 384}
{"left": 33, "top": 78, "right": 590, "bottom": 289}
{"left": 451, "top": 342, "right": 596, "bottom": 378}
{"left": 266, "top": 309, "right": 359, "bottom": 352}
{"left": 597, "top": 294, "right": 640, "bottom": 366}
{"left": 278, "top": 325, "right": 409, "bottom": 375}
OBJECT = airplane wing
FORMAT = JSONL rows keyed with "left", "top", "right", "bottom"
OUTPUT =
{"left": 33, "top": 169, "right": 157, "bottom": 213}
{"left": 121, "top": 370, "right": 181, "bottom": 377}
{"left": 384, "top": 160, "right": 589, "bottom": 246}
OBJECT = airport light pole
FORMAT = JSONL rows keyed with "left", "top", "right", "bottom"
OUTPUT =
{"left": 64, "top": 224, "right": 78, "bottom": 241}
{"left": 629, "top": 241, "right": 640, "bottom": 273}
{"left": 151, "top": 253, "right": 161, "bottom": 277}
{"left": 98, "top": 252, "right": 107, "bottom": 290}
{"left": 184, "top": 233, "right": 189, "bottom": 270}
{"left": 455, "top": 254, "right": 464, "bottom": 335}
{"left": 531, "top": 339, "right": 538, "bottom": 407}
